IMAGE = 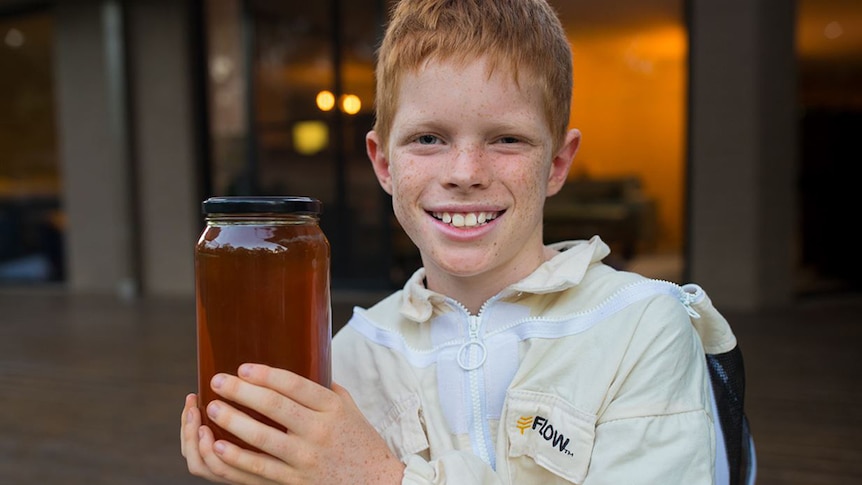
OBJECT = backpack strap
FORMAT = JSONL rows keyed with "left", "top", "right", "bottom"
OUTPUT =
{"left": 682, "top": 284, "right": 757, "bottom": 485}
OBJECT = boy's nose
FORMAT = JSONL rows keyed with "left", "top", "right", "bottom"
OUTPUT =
{"left": 443, "top": 146, "right": 492, "bottom": 190}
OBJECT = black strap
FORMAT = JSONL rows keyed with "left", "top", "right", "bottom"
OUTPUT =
{"left": 706, "top": 346, "right": 755, "bottom": 485}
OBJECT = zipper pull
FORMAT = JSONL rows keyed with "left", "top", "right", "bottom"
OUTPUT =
{"left": 468, "top": 315, "right": 480, "bottom": 338}
{"left": 458, "top": 315, "right": 487, "bottom": 370}
{"left": 679, "top": 283, "right": 703, "bottom": 318}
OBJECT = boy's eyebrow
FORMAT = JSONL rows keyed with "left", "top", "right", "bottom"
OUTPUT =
{"left": 393, "top": 117, "right": 450, "bottom": 133}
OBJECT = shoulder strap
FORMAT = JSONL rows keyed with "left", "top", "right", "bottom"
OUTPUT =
{"left": 684, "top": 284, "right": 757, "bottom": 485}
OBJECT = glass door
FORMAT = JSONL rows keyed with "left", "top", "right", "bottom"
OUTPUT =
{"left": 205, "top": 0, "right": 399, "bottom": 289}
{"left": 0, "top": 6, "right": 63, "bottom": 284}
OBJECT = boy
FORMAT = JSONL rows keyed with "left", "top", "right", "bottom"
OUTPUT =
{"left": 181, "top": 0, "right": 717, "bottom": 483}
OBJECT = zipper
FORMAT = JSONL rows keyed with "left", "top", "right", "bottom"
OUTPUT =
{"left": 448, "top": 299, "right": 496, "bottom": 469}
{"left": 602, "top": 278, "right": 704, "bottom": 319}
{"left": 488, "top": 278, "right": 705, "bottom": 338}
{"left": 466, "top": 314, "right": 493, "bottom": 467}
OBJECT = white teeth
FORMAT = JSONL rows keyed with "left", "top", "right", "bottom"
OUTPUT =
{"left": 432, "top": 211, "right": 498, "bottom": 228}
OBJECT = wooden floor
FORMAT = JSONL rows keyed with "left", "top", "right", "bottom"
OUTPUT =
{"left": 0, "top": 287, "right": 860, "bottom": 484}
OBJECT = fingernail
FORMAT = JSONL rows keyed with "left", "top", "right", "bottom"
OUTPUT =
{"left": 187, "top": 409, "right": 194, "bottom": 422}
{"left": 213, "top": 441, "right": 226, "bottom": 454}
{"left": 211, "top": 374, "right": 225, "bottom": 389}
{"left": 239, "top": 364, "right": 253, "bottom": 377}
{"left": 207, "top": 401, "right": 221, "bottom": 418}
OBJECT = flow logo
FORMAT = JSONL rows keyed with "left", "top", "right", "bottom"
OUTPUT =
{"left": 516, "top": 416, "right": 533, "bottom": 434}
{"left": 516, "top": 415, "right": 573, "bottom": 456}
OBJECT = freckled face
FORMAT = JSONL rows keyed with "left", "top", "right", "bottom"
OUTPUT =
{"left": 367, "top": 58, "right": 575, "bottom": 292}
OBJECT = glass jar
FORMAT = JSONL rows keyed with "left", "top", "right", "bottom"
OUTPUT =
{"left": 195, "top": 196, "right": 331, "bottom": 449}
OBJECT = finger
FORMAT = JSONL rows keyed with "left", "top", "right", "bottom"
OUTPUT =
{"left": 238, "top": 363, "right": 334, "bottom": 413}
{"left": 181, "top": 394, "right": 206, "bottom": 466}
{"left": 206, "top": 398, "right": 301, "bottom": 462}
{"left": 197, "top": 425, "right": 252, "bottom": 484}
{"left": 210, "top": 436, "right": 295, "bottom": 485}
{"left": 182, "top": 393, "right": 197, "bottom": 425}
{"left": 180, "top": 393, "right": 195, "bottom": 458}
{"left": 181, "top": 399, "right": 229, "bottom": 483}
{"left": 211, "top": 371, "right": 316, "bottom": 435}
{"left": 200, "top": 425, "right": 289, "bottom": 485}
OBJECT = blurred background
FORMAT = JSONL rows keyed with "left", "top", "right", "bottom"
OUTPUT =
{"left": 0, "top": 0, "right": 860, "bottom": 483}
{"left": 0, "top": 0, "right": 859, "bottom": 306}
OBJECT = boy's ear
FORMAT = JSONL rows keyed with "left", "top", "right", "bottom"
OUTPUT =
{"left": 546, "top": 128, "right": 581, "bottom": 197}
{"left": 366, "top": 130, "right": 393, "bottom": 195}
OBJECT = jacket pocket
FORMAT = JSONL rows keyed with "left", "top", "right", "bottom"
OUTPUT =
{"left": 374, "top": 393, "right": 430, "bottom": 460}
{"left": 505, "top": 389, "right": 597, "bottom": 484}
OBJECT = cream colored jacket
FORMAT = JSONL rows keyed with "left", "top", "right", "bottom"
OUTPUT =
{"left": 333, "top": 237, "right": 725, "bottom": 484}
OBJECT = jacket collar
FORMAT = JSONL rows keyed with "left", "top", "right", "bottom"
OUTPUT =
{"left": 399, "top": 236, "right": 611, "bottom": 322}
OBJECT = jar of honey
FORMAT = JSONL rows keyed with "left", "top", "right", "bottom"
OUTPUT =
{"left": 195, "top": 196, "right": 331, "bottom": 449}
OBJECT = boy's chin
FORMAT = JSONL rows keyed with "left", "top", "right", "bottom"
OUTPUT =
{"left": 424, "top": 251, "right": 498, "bottom": 279}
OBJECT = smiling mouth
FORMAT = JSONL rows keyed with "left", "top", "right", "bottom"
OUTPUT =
{"left": 430, "top": 211, "right": 502, "bottom": 228}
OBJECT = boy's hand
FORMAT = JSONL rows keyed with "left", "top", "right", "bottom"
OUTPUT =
{"left": 180, "top": 365, "right": 405, "bottom": 484}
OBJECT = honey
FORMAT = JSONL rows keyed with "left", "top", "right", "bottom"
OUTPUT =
{"left": 194, "top": 196, "right": 331, "bottom": 449}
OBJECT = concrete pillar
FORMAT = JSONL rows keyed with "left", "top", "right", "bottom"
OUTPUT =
{"left": 54, "top": 0, "right": 200, "bottom": 297}
{"left": 687, "top": 0, "right": 798, "bottom": 311}
{"left": 54, "top": 1, "right": 138, "bottom": 296}
{"left": 127, "top": 0, "right": 200, "bottom": 296}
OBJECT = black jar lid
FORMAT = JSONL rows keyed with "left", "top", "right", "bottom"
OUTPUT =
{"left": 202, "top": 196, "right": 322, "bottom": 215}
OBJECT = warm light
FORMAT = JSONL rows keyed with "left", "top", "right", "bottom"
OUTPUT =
{"left": 824, "top": 21, "right": 843, "bottom": 40}
{"left": 569, "top": 24, "right": 688, "bottom": 252}
{"left": 210, "top": 55, "right": 234, "bottom": 83}
{"left": 316, "top": 90, "right": 335, "bottom": 111}
{"left": 4, "top": 28, "right": 24, "bottom": 48}
{"left": 293, "top": 120, "right": 328, "bottom": 155}
{"left": 340, "top": 94, "right": 361, "bottom": 115}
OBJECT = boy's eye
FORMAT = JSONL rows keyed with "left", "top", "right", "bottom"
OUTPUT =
{"left": 416, "top": 134, "right": 439, "bottom": 145}
{"left": 498, "top": 136, "right": 520, "bottom": 144}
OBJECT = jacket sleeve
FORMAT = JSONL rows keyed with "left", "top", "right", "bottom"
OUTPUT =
{"left": 583, "top": 296, "right": 715, "bottom": 484}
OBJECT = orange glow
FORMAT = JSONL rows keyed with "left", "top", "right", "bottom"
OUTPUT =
{"left": 293, "top": 120, "right": 329, "bottom": 155}
{"left": 340, "top": 94, "right": 361, "bottom": 115}
{"left": 316, "top": 90, "right": 335, "bottom": 111}
{"left": 569, "top": 24, "right": 687, "bottom": 252}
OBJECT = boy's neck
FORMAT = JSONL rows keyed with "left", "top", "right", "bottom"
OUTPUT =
{"left": 424, "top": 245, "right": 559, "bottom": 315}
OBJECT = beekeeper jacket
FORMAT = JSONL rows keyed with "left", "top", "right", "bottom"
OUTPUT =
{"left": 333, "top": 237, "right": 717, "bottom": 484}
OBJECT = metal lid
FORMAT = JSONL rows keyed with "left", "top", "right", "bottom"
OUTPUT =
{"left": 201, "top": 196, "right": 322, "bottom": 215}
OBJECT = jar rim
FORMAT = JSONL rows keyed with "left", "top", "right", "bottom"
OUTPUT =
{"left": 202, "top": 196, "right": 322, "bottom": 215}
